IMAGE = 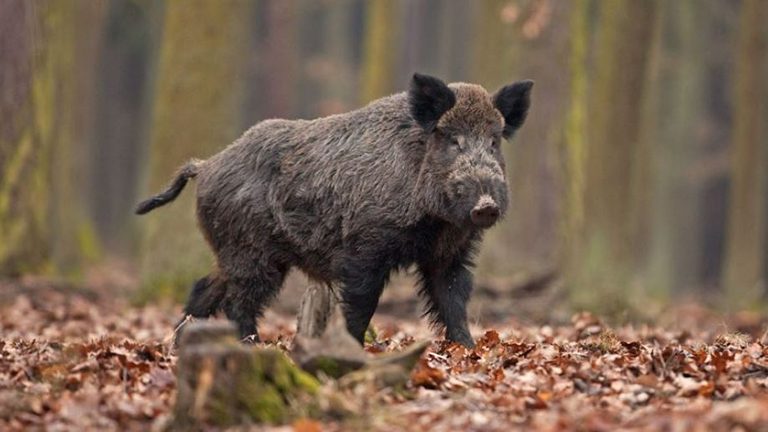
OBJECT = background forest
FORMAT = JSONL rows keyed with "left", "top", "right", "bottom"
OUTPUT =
{"left": 1, "top": 0, "right": 767, "bottom": 320}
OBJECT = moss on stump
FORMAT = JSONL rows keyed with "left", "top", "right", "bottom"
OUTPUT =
{"left": 172, "top": 321, "right": 319, "bottom": 428}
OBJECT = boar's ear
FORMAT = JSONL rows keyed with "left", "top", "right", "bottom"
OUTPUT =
{"left": 409, "top": 73, "right": 456, "bottom": 133}
{"left": 493, "top": 80, "right": 533, "bottom": 138}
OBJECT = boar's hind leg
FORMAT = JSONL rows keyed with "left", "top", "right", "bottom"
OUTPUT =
{"left": 220, "top": 264, "right": 287, "bottom": 342}
{"left": 419, "top": 259, "right": 475, "bottom": 348}
{"left": 173, "top": 275, "right": 226, "bottom": 345}
{"left": 183, "top": 274, "right": 226, "bottom": 318}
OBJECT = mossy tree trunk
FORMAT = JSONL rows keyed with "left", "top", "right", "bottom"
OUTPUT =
{"left": 508, "top": 1, "right": 571, "bottom": 275}
{"left": 263, "top": 0, "right": 298, "bottom": 119}
{"left": 470, "top": 0, "right": 518, "bottom": 90}
{"left": 320, "top": 0, "right": 359, "bottom": 114}
{"left": 174, "top": 321, "right": 320, "bottom": 427}
{"left": 471, "top": 0, "right": 521, "bottom": 276}
{"left": 294, "top": 1, "right": 348, "bottom": 119}
{"left": 437, "top": 0, "right": 473, "bottom": 81}
{"left": 50, "top": 1, "right": 108, "bottom": 276}
{"left": 89, "top": 0, "right": 160, "bottom": 254}
{"left": 360, "top": 0, "right": 398, "bottom": 103}
{"left": 647, "top": 0, "right": 707, "bottom": 296}
{"left": 139, "top": 1, "right": 252, "bottom": 300}
{"left": 0, "top": 0, "right": 49, "bottom": 275}
{"left": 722, "top": 0, "right": 767, "bottom": 308}
{"left": 471, "top": 2, "right": 570, "bottom": 281}
{"left": 0, "top": 0, "right": 104, "bottom": 277}
{"left": 562, "top": 0, "right": 590, "bottom": 286}
{"left": 569, "top": 0, "right": 658, "bottom": 312}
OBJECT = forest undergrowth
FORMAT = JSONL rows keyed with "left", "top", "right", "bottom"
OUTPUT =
{"left": 2, "top": 278, "right": 768, "bottom": 431}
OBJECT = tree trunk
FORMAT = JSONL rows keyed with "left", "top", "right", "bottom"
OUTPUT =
{"left": 296, "top": 283, "right": 340, "bottom": 338}
{"left": 647, "top": 0, "right": 707, "bottom": 296}
{"left": 0, "top": 0, "right": 48, "bottom": 275}
{"left": 319, "top": 0, "right": 359, "bottom": 115}
{"left": 471, "top": 2, "right": 569, "bottom": 280}
{"left": 562, "top": 0, "right": 590, "bottom": 287}
{"left": 139, "top": 0, "right": 252, "bottom": 300}
{"left": 263, "top": 0, "right": 298, "bottom": 119}
{"left": 173, "top": 320, "right": 320, "bottom": 427}
{"left": 437, "top": 0, "right": 473, "bottom": 81}
{"left": 0, "top": 0, "right": 104, "bottom": 277}
{"left": 292, "top": 283, "right": 430, "bottom": 382}
{"left": 89, "top": 0, "right": 159, "bottom": 254}
{"left": 586, "top": 0, "right": 657, "bottom": 262}
{"left": 360, "top": 0, "right": 398, "bottom": 103}
{"left": 50, "top": 1, "right": 108, "bottom": 276}
{"left": 722, "top": 0, "right": 767, "bottom": 308}
{"left": 570, "top": 0, "right": 658, "bottom": 312}
{"left": 471, "top": 0, "right": 517, "bottom": 89}
{"left": 507, "top": 1, "right": 570, "bottom": 274}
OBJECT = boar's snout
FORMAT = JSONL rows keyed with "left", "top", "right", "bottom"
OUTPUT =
{"left": 470, "top": 195, "right": 500, "bottom": 228}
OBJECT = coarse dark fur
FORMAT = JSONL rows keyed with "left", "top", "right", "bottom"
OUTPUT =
{"left": 136, "top": 73, "right": 533, "bottom": 347}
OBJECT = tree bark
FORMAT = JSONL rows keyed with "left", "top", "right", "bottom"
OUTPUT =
{"left": 569, "top": 0, "right": 658, "bottom": 312}
{"left": 139, "top": 0, "right": 252, "bottom": 300}
{"left": 293, "top": 283, "right": 429, "bottom": 382}
{"left": 0, "top": 0, "right": 47, "bottom": 275}
{"left": 296, "top": 283, "right": 340, "bottom": 338}
{"left": 0, "top": 0, "right": 105, "bottom": 277}
{"left": 89, "top": 0, "right": 159, "bottom": 253}
{"left": 263, "top": 0, "right": 298, "bottom": 118}
{"left": 360, "top": 0, "right": 398, "bottom": 103}
{"left": 722, "top": 0, "right": 767, "bottom": 307}
{"left": 647, "top": 0, "right": 707, "bottom": 296}
{"left": 173, "top": 320, "right": 320, "bottom": 427}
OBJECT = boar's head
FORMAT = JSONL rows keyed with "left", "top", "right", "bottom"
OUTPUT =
{"left": 409, "top": 73, "right": 533, "bottom": 229}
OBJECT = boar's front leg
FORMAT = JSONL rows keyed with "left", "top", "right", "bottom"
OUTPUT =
{"left": 340, "top": 264, "right": 389, "bottom": 344}
{"left": 419, "top": 257, "right": 475, "bottom": 348}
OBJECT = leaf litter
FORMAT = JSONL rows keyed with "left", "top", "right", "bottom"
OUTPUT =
{"left": 2, "top": 285, "right": 768, "bottom": 431}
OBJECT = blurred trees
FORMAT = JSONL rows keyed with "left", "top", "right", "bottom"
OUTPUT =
{"left": 722, "top": 0, "right": 767, "bottom": 308}
{"left": 1, "top": 0, "right": 766, "bottom": 314}
{"left": 568, "top": 0, "right": 658, "bottom": 312}
{"left": 647, "top": 0, "right": 706, "bottom": 298}
{"left": 90, "top": 0, "right": 159, "bottom": 253}
{"left": 139, "top": 0, "right": 252, "bottom": 300}
{"left": 312, "top": 0, "right": 360, "bottom": 115}
{"left": 50, "top": 2, "right": 108, "bottom": 275}
{"left": 360, "top": 0, "right": 398, "bottom": 103}
{"left": 0, "top": 0, "right": 105, "bottom": 277}
{"left": 562, "top": 0, "right": 590, "bottom": 296}
{"left": 262, "top": 0, "right": 299, "bottom": 118}
{"left": 0, "top": 0, "right": 49, "bottom": 275}
{"left": 475, "top": 1, "right": 569, "bottom": 278}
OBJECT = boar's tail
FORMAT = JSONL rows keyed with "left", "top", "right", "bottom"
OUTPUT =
{"left": 135, "top": 160, "right": 202, "bottom": 215}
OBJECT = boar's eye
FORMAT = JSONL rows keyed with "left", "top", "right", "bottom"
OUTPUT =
{"left": 436, "top": 129, "right": 461, "bottom": 151}
{"left": 490, "top": 137, "right": 501, "bottom": 152}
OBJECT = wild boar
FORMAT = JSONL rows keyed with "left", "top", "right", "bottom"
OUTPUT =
{"left": 136, "top": 73, "right": 533, "bottom": 347}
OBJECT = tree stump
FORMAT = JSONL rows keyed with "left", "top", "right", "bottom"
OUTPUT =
{"left": 173, "top": 320, "right": 320, "bottom": 428}
{"left": 292, "top": 283, "right": 430, "bottom": 385}
{"left": 171, "top": 286, "right": 432, "bottom": 428}
{"left": 293, "top": 301, "right": 369, "bottom": 377}
{"left": 296, "top": 282, "right": 340, "bottom": 338}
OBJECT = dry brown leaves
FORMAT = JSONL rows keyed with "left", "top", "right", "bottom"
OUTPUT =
{"left": 388, "top": 313, "right": 768, "bottom": 431}
{"left": 0, "top": 291, "right": 178, "bottom": 430}
{"left": 3, "top": 287, "right": 768, "bottom": 431}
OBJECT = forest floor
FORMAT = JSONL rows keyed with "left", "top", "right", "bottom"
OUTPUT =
{"left": 2, "top": 276, "right": 768, "bottom": 431}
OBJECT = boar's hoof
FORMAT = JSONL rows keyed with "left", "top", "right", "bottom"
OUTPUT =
{"left": 447, "top": 333, "right": 475, "bottom": 349}
{"left": 241, "top": 334, "right": 260, "bottom": 344}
